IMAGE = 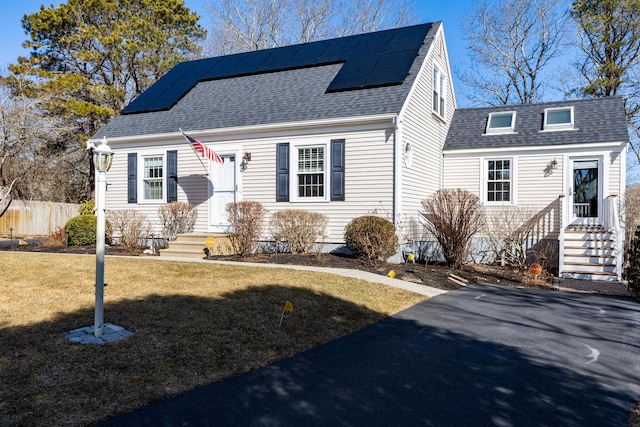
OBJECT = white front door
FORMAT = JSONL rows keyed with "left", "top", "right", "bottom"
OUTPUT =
{"left": 569, "top": 158, "right": 602, "bottom": 226}
{"left": 209, "top": 155, "right": 236, "bottom": 231}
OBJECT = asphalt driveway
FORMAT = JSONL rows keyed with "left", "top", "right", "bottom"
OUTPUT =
{"left": 98, "top": 284, "right": 640, "bottom": 426}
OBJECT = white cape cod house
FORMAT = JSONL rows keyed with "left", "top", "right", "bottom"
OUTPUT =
{"left": 92, "top": 22, "right": 628, "bottom": 281}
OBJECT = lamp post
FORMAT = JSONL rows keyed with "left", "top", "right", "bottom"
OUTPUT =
{"left": 90, "top": 137, "right": 113, "bottom": 337}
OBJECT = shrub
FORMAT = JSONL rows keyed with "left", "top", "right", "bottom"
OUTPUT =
{"left": 344, "top": 215, "right": 398, "bottom": 265}
{"left": 270, "top": 209, "right": 328, "bottom": 253}
{"left": 484, "top": 206, "right": 544, "bottom": 270}
{"left": 108, "top": 210, "right": 152, "bottom": 249}
{"left": 421, "top": 189, "right": 485, "bottom": 269}
{"left": 625, "top": 226, "right": 640, "bottom": 297}
{"left": 79, "top": 200, "right": 95, "bottom": 216}
{"left": 64, "top": 215, "right": 111, "bottom": 246}
{"left": 159, "top": 202, "right": 198, "bottom": 241}
{"left": 226, "top": 201, "right": 266, "bottom": 256}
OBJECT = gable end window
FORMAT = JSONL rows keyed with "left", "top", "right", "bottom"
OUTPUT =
{"left": 543, "top": 107, "right": 574, "bottom": 131}
{"left": 486, "top": 159, "right": 512, "bottom": 203}
{"left": 433, "top": 68, "right": 446, "bottom": 118}
{"left": 486, "top": 112, "right": 516, "bottom": 134}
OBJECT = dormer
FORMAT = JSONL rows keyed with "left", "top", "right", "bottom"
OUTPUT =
{"left": 485, "top": 111, "right": 516, "bottom": 134}
{"left": 542, "top": 106, "right": 574, "bottom": 131}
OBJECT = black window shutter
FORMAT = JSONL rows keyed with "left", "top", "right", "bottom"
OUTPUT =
{"left": 330, "top": 139, "right": 345, "bottom": 201}
{"left": 276, "top": 143, "right": 289, "bottom": 202}
{"left": 127, "top": 153, "right": 137, "bottom": 203}
{"left": 167, "top": 150, "right": 178, "bottom": 202}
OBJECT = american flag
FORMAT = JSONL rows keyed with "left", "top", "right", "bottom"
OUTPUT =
{"left": 181, "top": 131, "right": 223, "bottom": 164}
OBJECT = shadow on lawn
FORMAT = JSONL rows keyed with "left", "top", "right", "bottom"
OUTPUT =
{"left": 2, "top": 284, "right": 638, "bottom": 426}
{"left": 98, "top": 287, "right": 640, "bottom": 427}
{"left": 0, "top": 284, "right": 391, "bottom": 426}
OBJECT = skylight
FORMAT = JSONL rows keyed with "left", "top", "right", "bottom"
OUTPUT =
{"left": 486, "top": 111, "right": 516, "bottom": 134}
{"left": 543, "top": 107, "right": 574, "bottom": 130}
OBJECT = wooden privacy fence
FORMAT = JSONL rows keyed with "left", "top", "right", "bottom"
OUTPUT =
{"left": 0, "top": 200, "right": 80, "bottom": 237}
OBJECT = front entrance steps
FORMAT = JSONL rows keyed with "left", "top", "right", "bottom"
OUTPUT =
{"left": 561, "top": 227, "right": 618, "bottom": 281}
{"left": 159, "top": 233, "right": 235, "bottom": 259}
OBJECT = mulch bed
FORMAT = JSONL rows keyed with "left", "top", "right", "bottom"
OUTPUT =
{"left": 0, "top": 240, "right": 552, "bottom": 292}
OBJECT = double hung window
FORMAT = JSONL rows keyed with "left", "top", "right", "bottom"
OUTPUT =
{"left": 297, "top": 146, "right": 325, "bottom": 198}
{"left": 486, "top": 159, "right": 511, "bottom": 203}
{"left": 433, "top": 68, "right": 445, "bottom": 117}
{"left": 143, "top": 156, "right": 164, "bottom": 200}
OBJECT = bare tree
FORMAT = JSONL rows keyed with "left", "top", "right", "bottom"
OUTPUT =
{"left": 339, "top": 0, "right": 416, "bottom": 35}
{"left": 571, "top": 0, "right": 640, "bottom": 165}
{"left": 205, "top": 0, "right": 418, "bottom": 55}
{"left": 461, "top": 0, "right": 568, "bottom": 105}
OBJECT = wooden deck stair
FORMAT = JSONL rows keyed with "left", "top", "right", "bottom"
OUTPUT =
{"left": 159, "top": 233, "right": 235, "bottom": 259}
{"left": 561, "top": 226, "right": 618, "bottom": 281}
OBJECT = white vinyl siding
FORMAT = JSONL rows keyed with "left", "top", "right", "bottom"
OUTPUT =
{"left": 400, "top": 27, "right": 455, "bottom": 242}
{"left": 242, "top": 127, "right": 395, "bottom": 242}
{"left": 445, "top": 153, "right": 567, "bottom": 239}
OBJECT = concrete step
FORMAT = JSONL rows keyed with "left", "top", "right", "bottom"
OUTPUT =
{"left": 159, "top": 233, "right": 236, "bottom": 258}
{"left": 563, "top": 261, "right": 616, "bottom": 274}
{"left": 561, "top": 270, "right": 619, "bottom": 281}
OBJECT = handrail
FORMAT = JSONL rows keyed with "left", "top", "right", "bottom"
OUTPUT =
{"left": 558, "top": 194, "right": 565, "bottom": 278}
{"left": 606, "top": 195, "right": 623, "bottom": 281}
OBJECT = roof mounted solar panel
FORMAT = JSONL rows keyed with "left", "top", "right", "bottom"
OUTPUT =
{"left": 254, "top": 44, "right": 301, "bottom": 72}
{"left": 316, "top": 35, "right": 360, "bottom": 64}
{"left": 364, "top": 49, "right": 419, "bottom": 87}
{"left": 121, "top": 84, "right": 170, "bottom": 113}
{"left": 326, "top": 55, "right": 380, "bottom": 92}
{"left": 385, "top": 24, "right": 431, "bottom": 53}
{"left": 286, "top": 39, "right": 331, "bottom": 68}
{"left": 349, "top": 29, "right": 395, "bottom": 58}
{"left": 121, "top": 23, "right": 434, "bottom": 114}
{"left": 144, "top": 79, "right": 199, "bottom": 111}
{"left": 201, "top": 53, "right": 247, "bottom": 80}
{"left": 230, "top": 48, "right": 273, "bottom": 75}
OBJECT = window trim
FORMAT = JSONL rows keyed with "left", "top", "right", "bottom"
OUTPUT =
{"left": 485, "top": 111, "right": 516, "bottom": 134}
{"left": 139, "top": 153, "right": 166, "bottom": 203}
{"left": 481, "top": 157, "right": 517, "bottom": 205}
{"left": 542, "top": 106, "right": 574, "bottom": 131}
{"left": 291, "top": 142, "right": 329, "bottom": 202}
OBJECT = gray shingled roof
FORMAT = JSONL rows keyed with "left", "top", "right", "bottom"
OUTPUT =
{"left": 95, "top": 23, "right": 440, "bottom": 139}
{"left": 443, "top": 97, "right": 629, "bottom": 151}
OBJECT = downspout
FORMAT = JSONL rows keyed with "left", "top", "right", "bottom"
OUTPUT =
{"left": 392, "top": 114, "right": 403, "bottom": 263}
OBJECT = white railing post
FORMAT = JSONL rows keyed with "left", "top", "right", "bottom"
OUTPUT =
{"left": 607, "top": 195, "right": 623, "bottom": 281}
{"left": 558, "top": 195, "right": 565, "bottom": 278}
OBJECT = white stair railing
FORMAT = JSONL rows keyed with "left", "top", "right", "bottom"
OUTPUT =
{"left": 558, "top": 195, "right": 565, "bottom": 278}
{"left": 606, "top": 195, "right": 623, "bottom": 281}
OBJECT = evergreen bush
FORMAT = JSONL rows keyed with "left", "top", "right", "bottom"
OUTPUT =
{"left": 344, "top": 216, "right": 398, "bottom": 265}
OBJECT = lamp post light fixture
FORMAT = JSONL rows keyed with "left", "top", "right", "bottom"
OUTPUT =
{"left": 65, "top": 137, "right": 133, "bottom": 344}
{"left": 90, "top": 137, "right": 113, "bottom": 338}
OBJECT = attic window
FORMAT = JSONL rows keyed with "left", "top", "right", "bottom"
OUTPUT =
{"left": 486, "top": 112, "right": 516, "bottom": 134}
{"left": 543, "top": 107, "right": 574, "bottom": 131}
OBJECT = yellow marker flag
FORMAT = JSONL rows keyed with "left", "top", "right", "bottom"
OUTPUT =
{"left": 284, "top": 300, "right": 293, "bottom": 312}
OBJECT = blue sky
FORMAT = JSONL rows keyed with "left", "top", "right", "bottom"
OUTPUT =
{"left": 0, "top": 1, "right": 475, "bottom": 104}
